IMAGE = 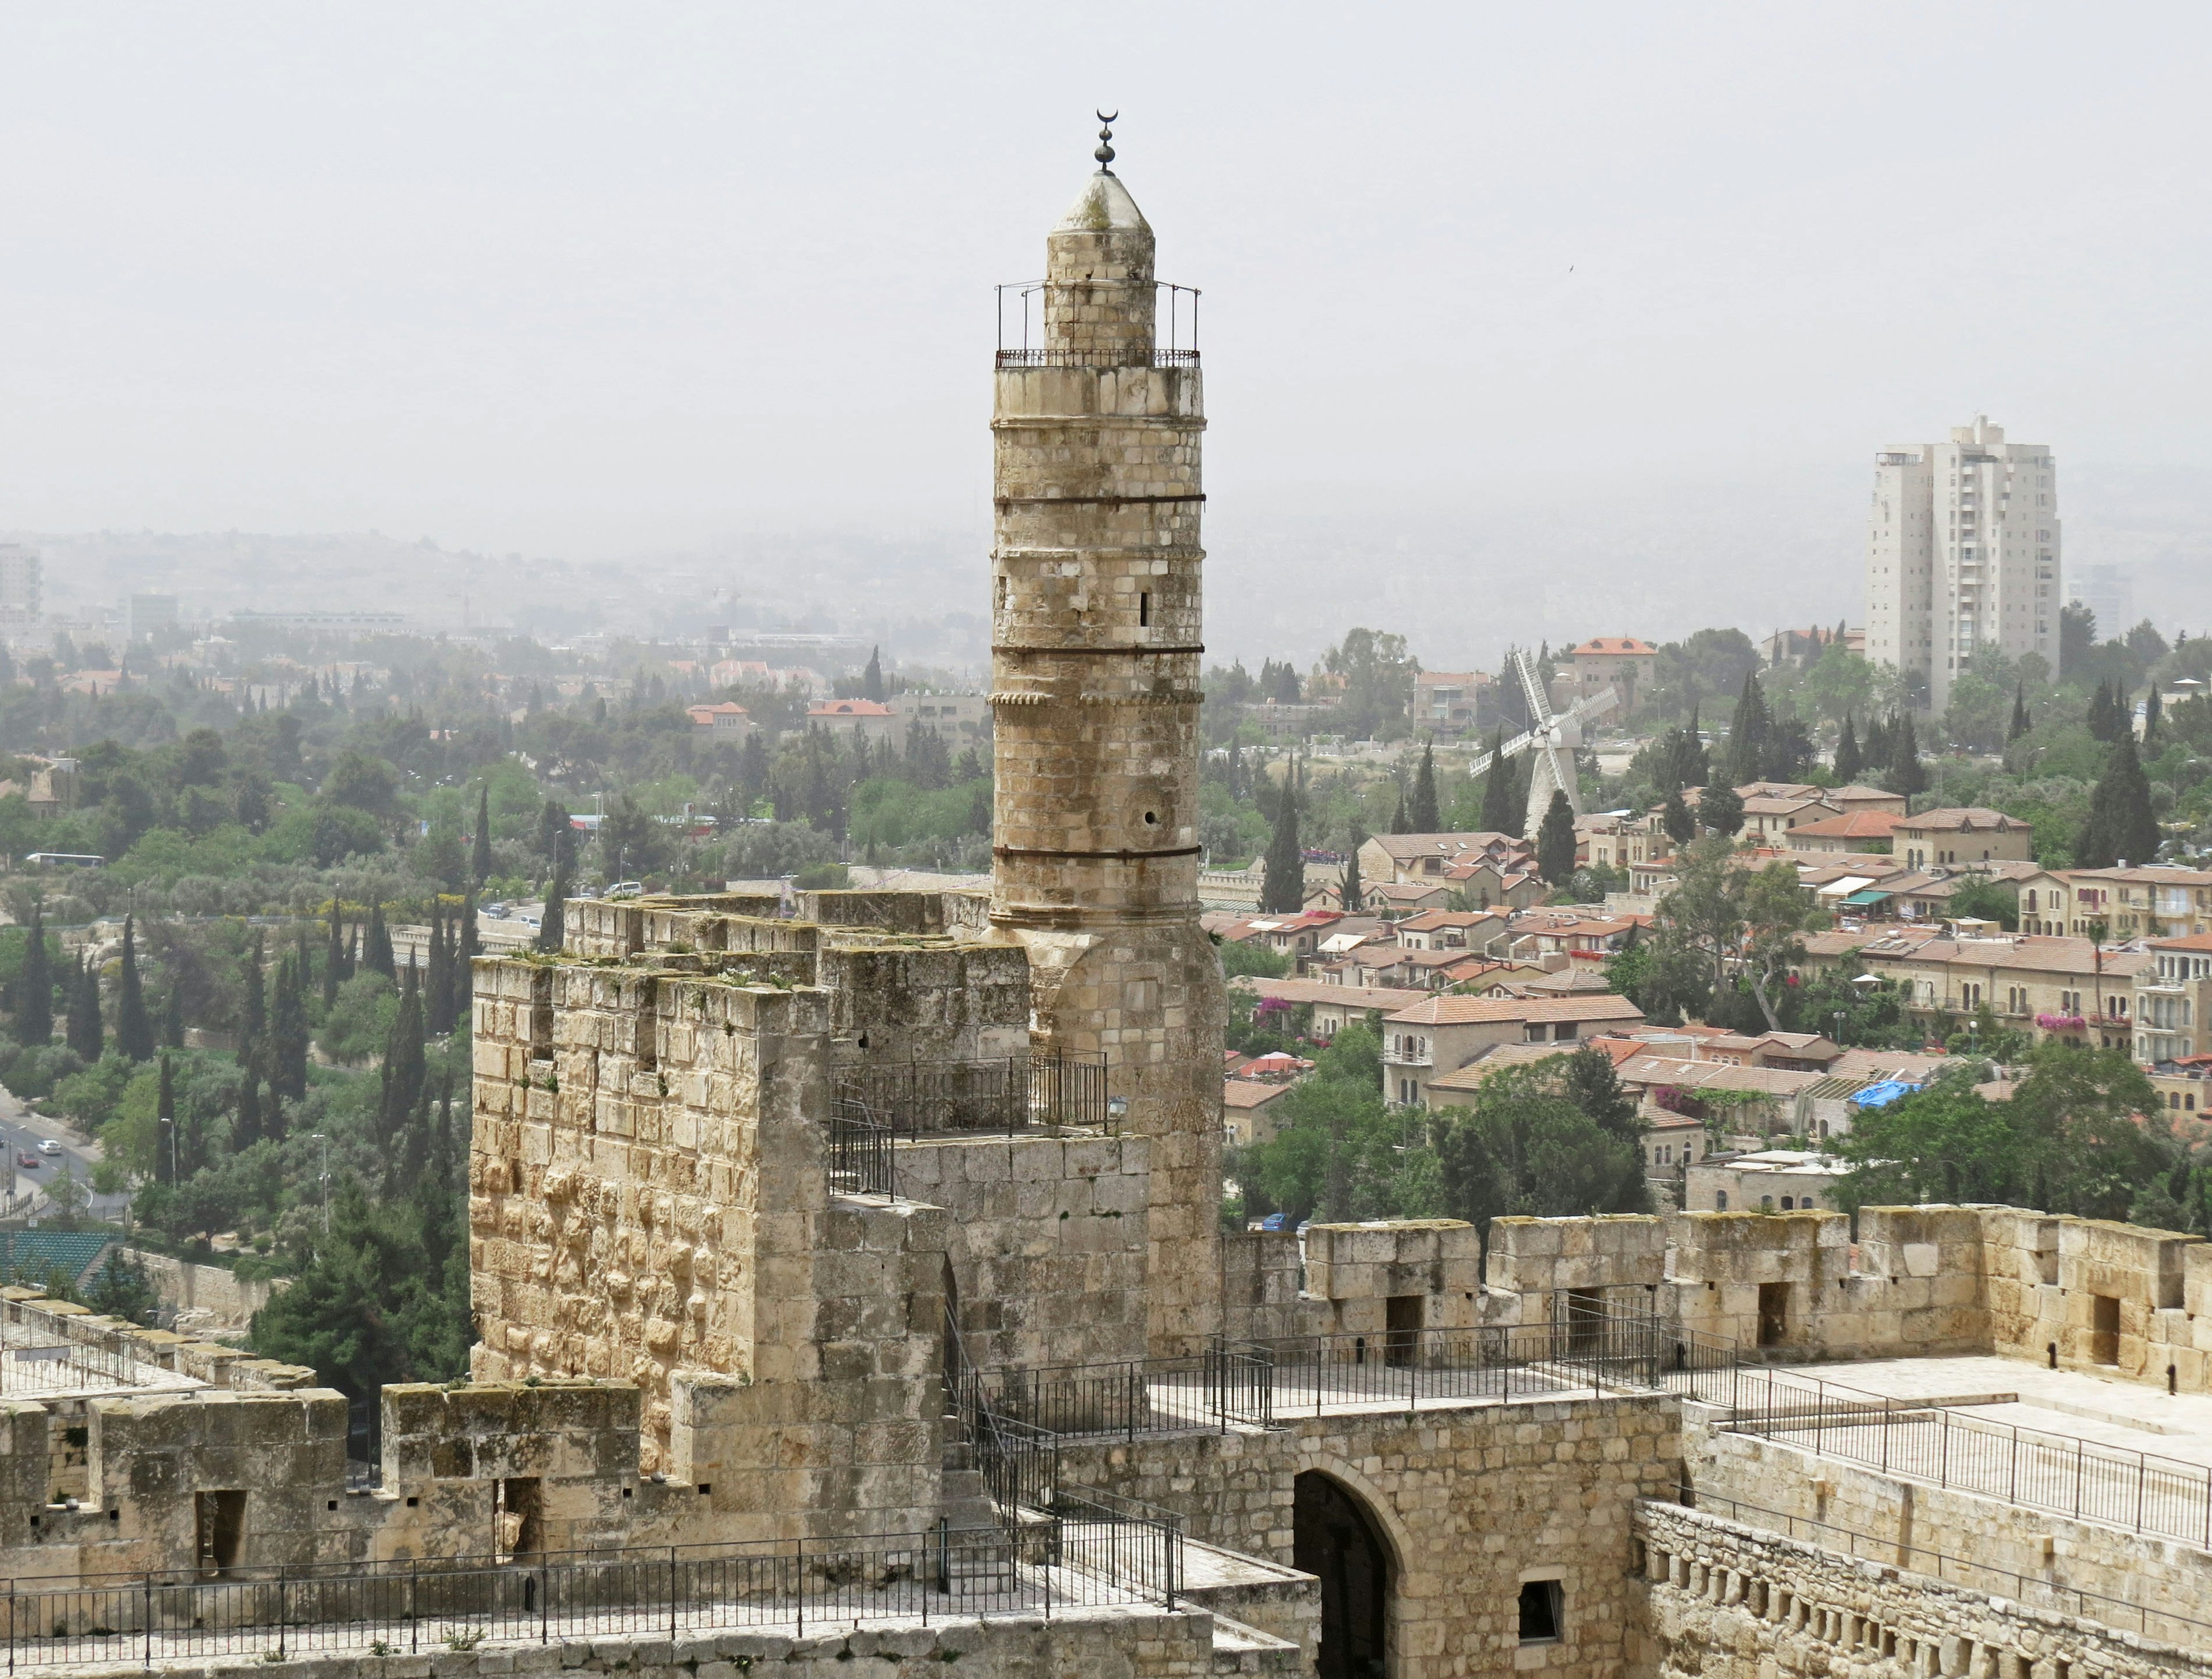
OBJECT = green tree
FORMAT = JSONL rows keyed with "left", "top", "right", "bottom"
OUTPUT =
{"left": 1833, "top": 714, "right": 1862, "bottom": 784}
{"left": 1237, "top": 1027, "right": 1437, "bottom": 1223}
{"left": 1738, "top": 859, "right": 1819, "bottom": 1031}
{"left": 66, "top": 957, "right": 102, "bottom": 1062}
{"left": 82, "top": 1247, "right": 157, "bottom": 1324}
{"left": 114, "top": 914, "right": 156, "bottom": 1062}
{"left": 2009, "top": 683, "right": 2031, "bottom": 743}
{"left": 2075, "top": 733, "right": 2158, "bottom": 868}
{"left": 1722, "top": 671, "right": 1769, "bottom": 785}
{"left": 1604, "top": 927, "right": 1710, "bottom": 1026}
{"left": 1696, "top": 784, "right": 1744, "bottom": 837}
{"left": 1888, "top": 711, "right": 1928, "bottom": 796}
{"left": 1661, "top": 790, "right": 1695, "bottom": 849}
{"left": 378, "top": 963, "right": 426, "bottom": 1147}
{"left": 17, "top": 901, "right": 52, "bottom": 1045}
{"left": 1339, "top": 837, "right": 1365, "bottom": 913}
{"left": 470, "top": 783, "right": 493, "bottom": 889}
{"left": 1478, "top": 732, "right": 1520, "bottom": 834}
{"left": 1946, "top": 875, "right": 2020, "bottom": 931}
{"left": 269, "top": 952, "right": 309, "bottom": 1101}
{"left": 1661, "top": 834, "right": 1745, "bottom": 1004}
{"left": 1432, "top": 1057, "right": 1646, "bottom": 1238}
{"left": 1409, "top": 743, "right": 1439, "bottom": 833}
{"left": 1536, "top": 791, "right": 1577, "bottom": 886}
{"left": 1260, "top": 761, "right": 1305, "bottom": 914}
{"left": 537, "top": 855, "right": 570, "bottom": 952}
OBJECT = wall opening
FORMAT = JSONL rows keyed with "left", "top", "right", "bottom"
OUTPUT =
{"left": 1384, "top": 1294, "right": 1422, "bottom": 1367}
{"left": 498, "top": 1477, "right": 544, "bottom": 1561}
{"left": 2090, "top": 1294, "right": 2121, "bottom": 1366}
{"left": 1562, "top": 1287, "right": 1605, "bottom": 1354}
{"left": 1518, "top": 1578, "right": 1563, "bottom": 1644}
{"left": 2047, "top": 1341, "right": 2058, "bottom": 1370}
{"left": 529, "top": 969, "right": 555, "bottom": 1061}
{"left": 1757, "top": 1282, "right": 1789, "bottom": 1349}
{"left": 195, "top": 1489, "right": 247, "bottom": 1577}
{"left": 1294, "top": 1472, "right": 1391, "bottom": 1679}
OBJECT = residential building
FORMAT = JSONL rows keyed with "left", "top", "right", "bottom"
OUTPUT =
{"left": 1357, "top": 830, "right": 1529, "bottom": 887}
{"left": 125, "top": 593, "right": 177, "bottom": 642}
{"left": 1893, "top": 807, "right": 2036, "bottom": 869}
{"left": 1797, "top": 927, "right": 2149, "bottom": 1050}
{"left": 2066, "top": 867, "right": 2212, "bottom": 939}
{"left": 1562, "top": 637, "right": 1657, "bottom": 716}
{"left": 1378, "top": 992, "right": 1646, "bottom": 1107}
{"left": 1785, "top": 810, "right": 1903, "bottom": 854}
{"left": 1232, "top": 975, "right": 1425, "bottom": 1041}
{"left": 892, "top": 692, "right": 990, "bottom": 746}
{"left": 1578, "top": 810, "right": 1669, "bottom": 871}
{"left": 1740, "top": 792, "right": 1837, "bottom": 842}
{"left": 1863, "top": 415, "right": 2059, "bottom": 714}
{"left": 2070, "top": 561, "right": 2133, "bottom": 642}
{"left": 685, "top": 701, "right": 753, "bottom": 742}
{"left": 1830, "top": 784, "right": 1909, "bottom": 815}
{"left": 2134, "top": 932, "right": 2212, "bottom": 1066}
{"left": 1760, "top": 625, "right": 1847, "bottom": 670}
{"left": 1412, "top": 670, "right": 1486, "bottom": 733}
{"left": 0, "top": 544, "right": 41, "bottom": 622}
{"left": 1685, "top": 1149, "right": 1850, "bottom": 1213}
{"left": 807, "top": 697, "right": 902, "bottom": 746}
{"left": 1222, "top": 1076, "right": 1296, "bottom": 1147}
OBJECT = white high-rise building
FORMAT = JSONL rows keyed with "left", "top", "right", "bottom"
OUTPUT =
{"left": 1863, "top": 415, "right": 2059, "bottom": 714}
{"left": 0, "top": 544, "right": 40, "bottom": 622}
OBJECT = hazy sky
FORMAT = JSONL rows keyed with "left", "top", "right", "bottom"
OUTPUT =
{"left": 2, "top": 5, "right": 2209, "bottom": 656}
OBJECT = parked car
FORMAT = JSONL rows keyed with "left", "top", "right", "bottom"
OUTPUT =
{"left": 15, "top": 1151, "right": 39, "bottom": 1170}
{"left": 1257, "top": 1212, "right": 1289, "bottom": 1232}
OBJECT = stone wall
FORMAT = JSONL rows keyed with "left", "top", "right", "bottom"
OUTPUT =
{"left": 1221, "top": 1230, "right": 1323, "bottom": 1345}
{"left": 894, "top": 1132, "right": 1150, "bottom": 1368}
{"left": 1687, "top": 1416, "right": 2212, "bottom": 1646}
{"left": 1635, "top": 1497, "right": 2212, "bottom": 1679}
{"left": 1302, "top": 1219, "right": 1483, "bottom": 1336}
{"left": 1061, "top": 1391, "right": 1681, "bottom": 1678}
{"left": 130, "top": 1247, "right": 282, "bottom": 1332}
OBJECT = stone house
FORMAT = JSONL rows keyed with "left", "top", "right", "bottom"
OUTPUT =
{"left": 1894, "top": 806, "right": 2036, "bottom": 868}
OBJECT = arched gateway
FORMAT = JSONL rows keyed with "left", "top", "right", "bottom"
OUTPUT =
{"left": 1294, "top": 1470, "right": 1392, "bottom": 1677}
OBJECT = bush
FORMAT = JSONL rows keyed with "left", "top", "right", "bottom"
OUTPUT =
{"left": 317, "top": 971, "right": 395, "bottom": 1065}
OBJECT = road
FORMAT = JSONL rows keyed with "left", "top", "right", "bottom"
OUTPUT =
{"left": 0, "top": 1084, "right": 129, "bottom": 1222}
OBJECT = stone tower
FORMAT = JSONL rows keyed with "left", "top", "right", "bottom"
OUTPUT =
{"left": 990, "top": 137, "right": 1226, "bottom": 1357}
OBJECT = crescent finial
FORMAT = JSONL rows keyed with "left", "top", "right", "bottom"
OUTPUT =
{"left": 1094, "top": 111, "right": 1118, "bottom": 172}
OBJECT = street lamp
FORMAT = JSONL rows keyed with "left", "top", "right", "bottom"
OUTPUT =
{"left": 312, "top": 1132, "right": 331, "bottom": 1234}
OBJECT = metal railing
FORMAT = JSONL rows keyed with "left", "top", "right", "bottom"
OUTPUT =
{"left": 960, "top": 1343, "right": 1274, "bottom": 1442}
{"left": 1718, "top": 1363, "right": 2212, "bottom": 1547}
{"left": 827, "top": 1106, "right": 897, "bottom": 1199}
{"left": 1672, "top": 1493, "right": 2212, "bottom": 1652}
{"left": 834, "top": 1053, "right": 1108, "bottom": 1140}
{"left": 1254, "top": 1311, "right": 1671, "bottom": 1418}
{"left": 0, "top": 1520, "right": 1180, "bottom": 1669}
{"left": 1, "top": 1304, "right": 154, "bottom": 1396}
{"left": 991, "top": 349, "right": 1199, "bottom": 369}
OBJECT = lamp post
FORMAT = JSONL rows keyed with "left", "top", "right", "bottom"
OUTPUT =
{"left": 312, "top": 1132, "right": 330, "bottom": 1234}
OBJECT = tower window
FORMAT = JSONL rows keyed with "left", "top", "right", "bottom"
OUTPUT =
{"left": 1144, "top": 810, "right": 1158, "bottom": 825}
{"left": 1138, "top": 591, "right": 1150, "bottom": 627}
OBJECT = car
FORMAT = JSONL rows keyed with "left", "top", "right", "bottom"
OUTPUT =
{"left": 1257, "top": 1213, "right": 1289, "bottom": 1232}
{"left": 36, "top": 1140, "right": 61, "bottom": 1155}
{"left": 15, "top": 1151, "right": 39, "bottom": 1170}
{"left": 607, "top": 881, "right": 643, "bottom": 899}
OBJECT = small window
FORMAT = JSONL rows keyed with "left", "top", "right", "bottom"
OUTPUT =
{"left": 1138, "top": 591, "right": 1150, "bottom": 627}
{"left": 1518, "top": 1579, "right": 1563, "bottom": 1643}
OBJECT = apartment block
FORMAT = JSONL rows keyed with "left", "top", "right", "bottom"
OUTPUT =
{"left": 1864, "top": 415, "right": 2059, "bottom": 712}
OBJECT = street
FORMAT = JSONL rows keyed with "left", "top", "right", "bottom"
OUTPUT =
{"left": 0, "top": 1083, "right": 129, "bottom": 1223}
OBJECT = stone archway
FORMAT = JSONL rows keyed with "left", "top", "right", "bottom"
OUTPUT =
{"left": 1294, "top": 1470, "right": 1392, "bottom": 1678}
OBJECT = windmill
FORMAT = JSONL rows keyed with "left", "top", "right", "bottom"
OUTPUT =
{"left": 1466, "top": 648, "right": 1618, "bottom": 841}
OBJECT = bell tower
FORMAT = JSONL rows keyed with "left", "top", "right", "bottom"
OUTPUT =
{"left": 989, "top": 120, "right": 1225, "bottom": 1356}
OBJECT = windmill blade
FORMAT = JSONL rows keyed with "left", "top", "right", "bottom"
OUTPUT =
{"left": 1512, "top": 648, "right": 1554, "bottom": 730}
{"left": 1570, "top": 687, "right": 1619, "bottom": 725}
{"left": 1465, "top": 726, "right": 1540, "bottom": 780}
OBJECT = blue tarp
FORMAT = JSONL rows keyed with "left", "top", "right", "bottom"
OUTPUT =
{"left": 1851, "top": 1079, "right": 1923, "bottom": 1110}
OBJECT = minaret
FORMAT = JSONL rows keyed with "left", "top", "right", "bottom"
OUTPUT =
{"left": 990, "top": 121, "right": 1225, "bottom": 1357}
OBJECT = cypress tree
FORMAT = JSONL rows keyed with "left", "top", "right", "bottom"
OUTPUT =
{"left": 417, "top": 1080, "right": 460, "bottom": 1277}
{"left": 471, "top": 784, "right": 493, "bottom": 890}
{"left": 1340, "top": 837, "right": 1365, "bottom": 913}
{"left": 537, "top": 856, "right": 570, "bottom": 954}
{"left": 323, "top": 899, "right": 343, "bottom": 1012}
{"left": 67, "top": 956, "right": 102, "bottom": 1062}
{"left": 862, "top": 646, "right": 886, "bottom": 703}
{"left": 234, "top": 1072, "right": 262, "bottom": 1152}
{"left": 2008, "top": 683, "right": 2032, "bottom": 743}
{"left": 115, "top": 914, "right": 154, "bottom": 1062}
{"left": 263, "top": 1078, "right": 289, "bottom": 1146}
{"left": 2145, "top": 684, "right": 2163, "bottom": 745}
{"left": 17, "top": 902, "right": 51, "bottom": 1046}
{"left": 379, "top": 959, "right": 426, "bottom": 1145}
{"left": 1834, "top": 714, "right": 1862, "bottom": 785}
{"left": 1724, "top": 671, "right": 1768, "bottom": 788}
{"left": 1260, "top": 759, "right": 1305, "bottom": 914}
{"left": 425, "top": 902, "right": 451, "bottom": 1037}
{"left": 238, "top": 932, "right": 266, "bottom": 1077}
{"left": 1662, "top": 789, "right": 1696, "bottom": 849}
{"left": 2077, "top": 733, "right": 2160, "bottom": 869}
{"left": 1389, "top": 788, "right": 1409, "bottom": 835}
{"left": 1890, "top": 712, "right": 1928, "bottom": 797}
{"left": 161, "top": 979, "right": 183, "bottom": 1050}
{"left": 396, "top": 1077, "right": 433, "bottom": 1194}
{"left": 270, "top": 952, "right": 308, "bottom": 1101}
{"left": 365, "top": 904, "right": 395, "bottom": 980}
{"left": 1409, "top": 743, "right": 1439, "bottom": 833}
{"left": 1536, "top": 791, "right": 1577, "bottom": 886}
{"left": 1478, "top": 731, "right": 1519, "bottom": 834}
{"left": 154, "top": 1054, "right": 175, "bottom": 1185}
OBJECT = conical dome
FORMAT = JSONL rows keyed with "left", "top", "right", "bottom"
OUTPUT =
{"left": 1053, "top": 169, "right": 1151, "bottom": 236}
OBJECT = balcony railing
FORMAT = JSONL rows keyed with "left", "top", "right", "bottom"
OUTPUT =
{"left": 994, "top": 348, "right": 1199, "bottom": 369}
{"left": 828, "top": 1054, "right": 1111, "bottom": 1199}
